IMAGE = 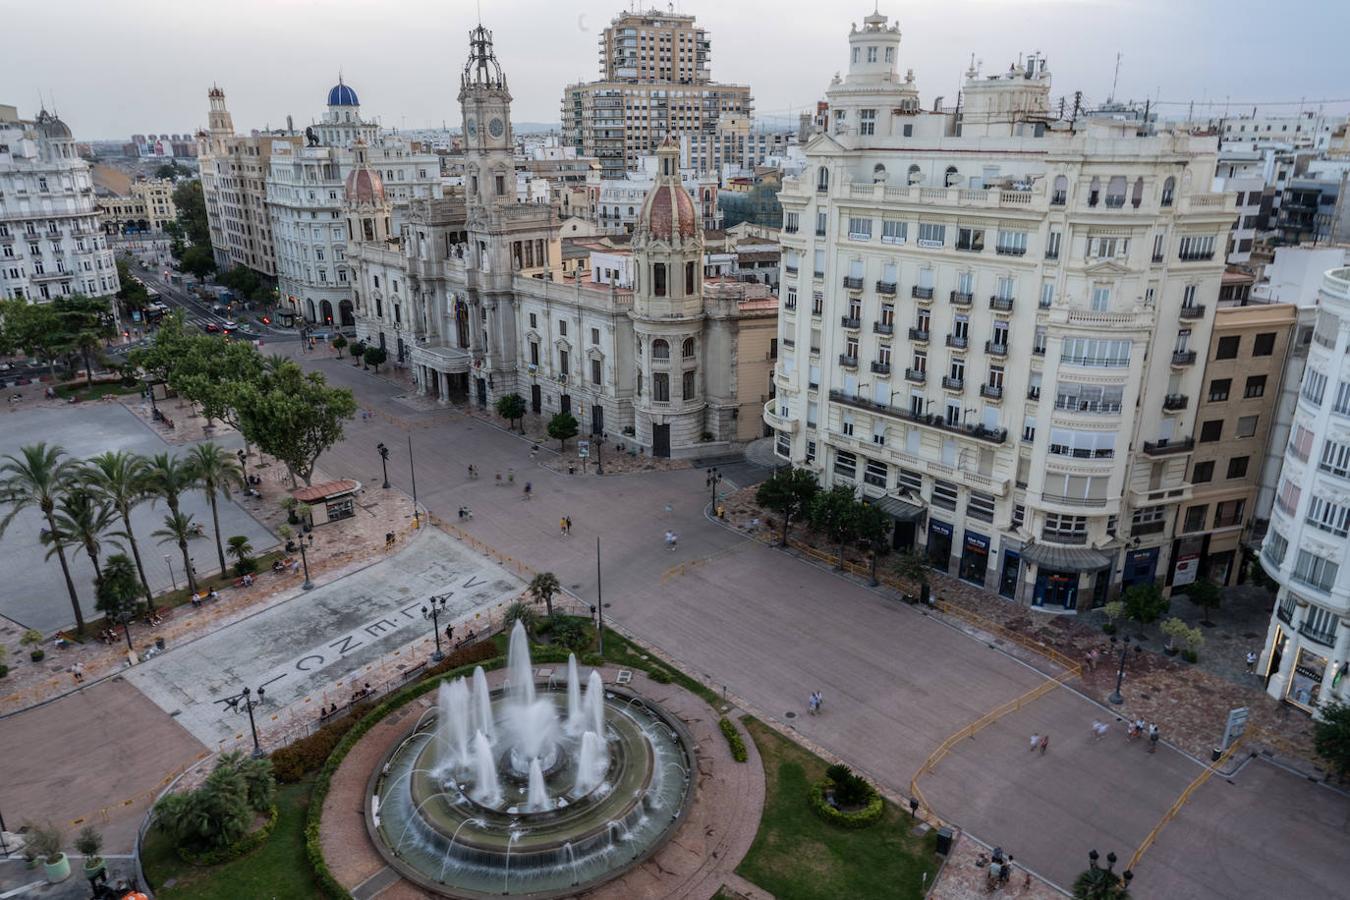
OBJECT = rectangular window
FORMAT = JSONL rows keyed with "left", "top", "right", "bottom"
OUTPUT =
{"left": 1178, "top": 234, "right": 1216, "bottom": 260}
{"left": 1227, "top": 456, "right": 1249, "bottom": 479}
{"left": 813, "top": 249, "right": 825, "bottom": 278}
{"left": 1293, "top": 550, "right": 1339, "bottom": 593}
{"left": 591, "top": 358, "right": 602, "bottom": 385}
{"left": 917, "top": 223, "right": 945, "bottom": 247}
{"left": 1253, "top": 332, "right": 1276, "bottom": 356}
{"left": 1303, "top": 370, "right": 1327, "bottom": 406}
{"left": 881, "top": 220, "right": 907, "bottom": 244}
{"left": 1043, "top": 513, "right": 1088, "bottom": 542}
{"left": 1216, "top": 335, "right": 1240, "bottom": 359}
{"left": 1320, "top": 438, "right": 1350, "bottom": 478}
{"left": 1235, "top": 415, "right": 1258, "bottom": 438}
{"left": 859, "top": 109, "right": 876, "bottom": 135}
{"left": 816, "top": 211, "right": 827, "bottom": 235}
{"left": 1060, "top": 337, "right": 1131, "bottom": 367}
{"left": 1183, "top": 505, "right": 1208, "bottom": 533}
{"left": 1308, "top": 497, "right": 1350, "bottom": 537}
{"left": 967, "top": 491, "right": 996, "bottom": 522}
{"left": 834, "top": 449, "right": 857, "bottom": 479}
{"left": 1265, "top": 529, "right": 1288, "bottom": 568}
{"left": 1245, "top": 375, "right": 1267, "bottom": 399}
{"left": 653, "top": 262, "right": 667, "bottom": 296}
{"left": 1199, "top": 420, "right": 1223, "bottom": 442}
{"left": 996, "top": 230, "right": 1028, "bottom": 255}
{"left": 1091, "top": 286, "right": 1111, "bottom": 311}
{"left": 864, "top": 458, "right": 887, "bottom": 486}
{"left": 931, "top": 479, "right": 959, "bottom": 510}
{"left": 1208, "top": 378, "right": 1231, "bottom": 402}
{"left": 652, "top": 372, "right": 669, "bottom": 401}
{"left": 956, "top": 226, "right": 985, "bottom": 252}
{"left": 847, "top": 217, "right": 872, "bottom": 240}
{"left": 1276, "top": 478, "right": 1302, "bottom": 516}
{"left": 1045, "top": 231, "right": 1061, "bottom": 259}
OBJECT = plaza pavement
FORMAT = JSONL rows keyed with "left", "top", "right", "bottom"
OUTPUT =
{"left": 284, "top": 351, "right": 1350, "bottom": 897}
{"left": 123, "top": 527, "right": 521, "bottom": 747}
{"left": 0, "top": 402, "right": 275, "bottom": 634}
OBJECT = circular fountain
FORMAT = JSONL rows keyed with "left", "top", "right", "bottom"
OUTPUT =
{"left": 367, "top": 621, "right": 696, "bottom": 898}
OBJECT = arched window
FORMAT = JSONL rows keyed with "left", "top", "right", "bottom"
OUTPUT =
{"left": 1052, "top": 174, "right": 1068, "bottom": 205}
{"left": 1131, "top": 177, "right": 1145, "bottom": 208}
{"left": 1106, "top": 175, "right": 1126, "bottom": 207}
{"left": 652, "top": 339, "right": 670, "bottom": 360}
{"left": 1088, "top": 176, "right": 1101, "bottom": 207}
{"left": 653, "top": 263, "right": 666, "bottom": 297}
{"left": 682, "top": 338, "right": 696, "bottom": 359}
{"left": 873, "top": 163, "right": 887, "bottom": 184}
{"left": 817, "top": 167, "right": 829, "bottom": 191}
{"left": 1161, "top": 176, "right": 1175, "bottom": 206}
{"left": 682, "top": 369, "right": 696, "bottom": 401}
{"left": 944, "top": 166, "right": 959, "bottom": 187}
{"left": 908, "top": 164, "right": 922, "bottom": 186}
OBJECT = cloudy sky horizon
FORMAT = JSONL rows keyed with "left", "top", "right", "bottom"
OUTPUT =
{"left": 9, "top": 0, "right": 1349, "bottom": 140}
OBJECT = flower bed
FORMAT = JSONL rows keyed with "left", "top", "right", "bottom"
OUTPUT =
{"left": 179, "top": 805, "right": 279, "bottom": 867}
{"left": 807, "top": 777, "right": 883, "bottom": 829}
{"left": 720, "top": 716, "right": 748, "bottom": 762}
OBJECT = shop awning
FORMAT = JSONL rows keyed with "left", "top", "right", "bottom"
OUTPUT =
{"left": 1020, "top": 542, "right": 1113, "bottom": 572}
{"left": 870, "top": 495, "right": 925, "bottom": 522}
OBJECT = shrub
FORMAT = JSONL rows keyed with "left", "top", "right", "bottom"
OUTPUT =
{"left": 24, "top": 822, "right": 64, "bottom": 863}
{"left": 270, "top": 706, "right": 371, "bottom": 783}
{"left": 20, "top": 629, "right": 42, "bottom": 646}
{"left": 503, "top": 600, "right": 537, "bottom": 635}
{"left": 1313, "top": 701, "right": 1350, "bottom": 777}
{"left": 30, "top": 649, "right": 44, "bottom": 662}
{"left": 234, "top": 556, "right": 259, "bottom": 577}
{"left": 1160, "top": 617, "right": 1190, "bottom": 652}
{"left": 74, "top": 825, "right": 103, "bottom": 861}
{"left": 581, "top": 652, "right": 604, "bottom": 667}
{"left": 545, "top": 615, "right": 590, "bottom": 652}
{"left": 719, "top": 717, "right": 747, "bottom": 762}
{"left": 808, "top": 778, "right": 883, "bottom": 829}
{"left": 1122, "top": 582, "right": 1169, "bottom": 625}
{"left": 425, "top": 640, "right": 499, "bottom": 679}
{"left": 154, "top": 753, "right": 276, "bottom": 855}
{"left": 648, "top": 668, "right": 672, "bottom": 684}
{"left": 0, "top": 664, "right": 8, "bottom": 679}
{"left": 824, "top": 764, "right": 872, "bottom": 807}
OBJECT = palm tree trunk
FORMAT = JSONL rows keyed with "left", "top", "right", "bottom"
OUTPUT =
{"left": 837, "top": 538, "right": 846, "bottom": 571}
{"left": 122, "top": 510, "right": 156, "bottom": 611}
{"left": 869, "top": 550, "right": 879, "bottom": 587}
{"left": 208, "top": 489, "right": 227, "bottom": 577}
{"left": 83, "top": 350, "right": 94, "bottom": 385}
{"left": 781, "top": 512, "right": 791, "bottom": 547}
{"left": 179, "top": 539, "right": 197, "bottom": 595}
{"left": 47, "top": 512, "right": 86, "bottom": 635}
{"left": 86, "top": 543, "right": 103, "bottom": 584}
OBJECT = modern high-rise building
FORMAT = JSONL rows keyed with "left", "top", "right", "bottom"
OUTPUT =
{"left": 767, "top": 10, "right": 1235, "bottom": 609}
{"left": 561, "top": 8, "right": 752, "bottom": 178}
{"left": 196, "top": 87, "right": 301, "bottom": 277}
{"left": 1259, "top": 265, "right": 1350, "bottom": 713}
{"left": 0, "top": 106, "right": 120, "bottom": 305}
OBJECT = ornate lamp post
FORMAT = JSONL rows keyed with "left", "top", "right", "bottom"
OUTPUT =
{"left": 218, "top": 684, "right": 268, "bottom": 758}
{"left": 706, "top": 467, "right": 723, "bottom": 509}
{"left": 1108, "top": 635, "right": 1142, "bottom": 705}
{"left": 297, "top": 532, "right": 314, "bottom": 590}
{"left": 377, "top": 441, "right": 391, "bottom": 489}
{"left": 423, "top": 594, "right": 449, "bottom": 662}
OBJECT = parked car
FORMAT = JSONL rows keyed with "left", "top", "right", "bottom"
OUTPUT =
{"left": 204, "top": 323, "right": 220, "bottom": 333}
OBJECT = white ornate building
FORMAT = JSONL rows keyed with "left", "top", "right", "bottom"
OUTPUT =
{"left": 1259, "top": 266, "right": 1350, "bottom": 713}
{"left": 347, "top": 26, "right": 777, "bottom": 455}
{"left": 767, "top": 10, "right": 1233, "bottom": 608}
{"left": 0, "top": 106, "right": 120, "bottom": 307}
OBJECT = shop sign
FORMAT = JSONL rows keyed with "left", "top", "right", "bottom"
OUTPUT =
{"left": 964, "top": 531, "right": 990, "bottom": 552}
{"left": 1221, "top": 706, "right": 1249, "bottom": 750}
{"left": 929, "top": 520, "right": 953, "bottom": 537}
{"left": 577, "top": 440, "right": 590, "bottom": 459}
{"left": 1173, "top": 554, "right": 1199, "bottom": 587}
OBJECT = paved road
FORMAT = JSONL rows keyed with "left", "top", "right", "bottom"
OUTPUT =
{"left": 275, "top": 351, "right": 1350, "bottom": 897}
{"left": 0, "top": 403, "right": 275, "bottom": 633}
{"left": 125, "top": 528, "right": 520, "bottom": 746}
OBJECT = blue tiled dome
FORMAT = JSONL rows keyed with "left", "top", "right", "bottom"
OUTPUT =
{"left": 327, "top": 81, "right": 359, "bottom": 107}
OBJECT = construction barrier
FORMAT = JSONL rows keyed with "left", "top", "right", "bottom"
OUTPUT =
{"left": 1127, "top": 736, "right": 1246, "bottom": 872}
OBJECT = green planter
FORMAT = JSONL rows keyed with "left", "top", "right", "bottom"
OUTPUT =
{"left": 43, "top": 853, "right": 71, "bottom": 883}
{"left": 82, "top": 858, "right": 106, "bottom": 880}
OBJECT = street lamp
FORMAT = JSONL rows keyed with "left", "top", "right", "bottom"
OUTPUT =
{"left": 423, "top": 594, "right": 449, "bottom": 662}
{"left": 1085, "top": 849, "right": 1133, "bottom": 894}
{"left": 591, "top": 431, "right": 606, "bottom": 475}
{"left": 1108, "top": 635, "right": 1142, "bottom": 705}
{"left": 377, "top": 441, "right": 391, "bottom": 489}
{"left": 298, "top": 533, "right": 314, "bottom": 590}
{"left": 706, "top": 467, "right": 723, "bottom": 509}
{"left": 218, "top": 684, "right": 268, "bottom": 758}
{"left": 115, "top": 604, "right": 136, "bottom": 656}
{"left": 163, "top": 553, "right": 177, "bottom": 591}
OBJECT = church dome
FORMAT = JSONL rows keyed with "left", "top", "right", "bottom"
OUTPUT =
{"left": 344, "top": 166, "right": 384, "bottom": 205}
{"left": 640, "top": 184, "right": 698, "bottom": 241}
{"left": 34, "top": 109, "right": 72, "bottom": 140}
{"left": 327, "top": 80, "right": 360, "bottom": 107}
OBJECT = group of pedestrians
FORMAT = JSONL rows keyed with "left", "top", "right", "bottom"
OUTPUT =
{"left": 664, "top": 530, "right": 680, "bottom": 551}
{"left": 807, "top": 690, "right": 825, "bottom": 715}
{"left": 558, "top": 516, "right": 573, "bottom": 536}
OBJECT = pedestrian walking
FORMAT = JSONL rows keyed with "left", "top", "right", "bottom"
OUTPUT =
{"left": 1086, "top": 648, "right": 1098, "bottom": 672}
{"left": 523, "top": 482, "right": 532, "bottom": 500}
{"left": 1038, "top": 734, "right": 1050, "bottom": 755}
{"left": 508, "top": 468, "right": 516, "bottom": 484}
{"left": 1246, "top": 650, "right": 1257, "bottom": 674}
{"left": 1001, "top": 856, "right": 1014, "bottom": 885}
{"left": 467, "top": 464, "right": 478, "bottom": 479}
{"left": 669, "top": 531, "right": 678, "bottom": 550}
{"left": 495, "top": 471, "right": 503, "bottom": 485}
{"left": 664, "top": 530, "right": 675, "bottom": 550}
{"left": 564, "top": 516, "right": 572, "bottom": 534}
{"left": 814, "top": 689, "right": 824, "bottom": 713}
{"left": 70, "top": 663, "right": 84, "bottom": 684}
{"left": 807, "top": 693, "right": 818, "bottom": 715}
{"left": 1029, "top": 732, "right": 1040, "bottom": 752}
{"left": 560, "top": 516, "right": 568, "bottom": 537}
{"left": 530, "top": 445, "right": 539, "bottom": 459}
{"left": 1147, "top": 722, "right": 1159, "bottom": 754}
{"left": 1092, "top": 720, "right": 1109, "bottom": 741}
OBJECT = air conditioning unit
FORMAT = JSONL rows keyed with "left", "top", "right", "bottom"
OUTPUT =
{"left": 527, "top": 363, "right": 538, "bottom": 373}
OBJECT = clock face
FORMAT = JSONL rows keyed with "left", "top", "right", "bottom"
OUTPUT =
{"left": 489, "top": 117, "right": 505, "bottom": 138}
{"left": 466, "top": 117, "right": 477, "bottom": 138}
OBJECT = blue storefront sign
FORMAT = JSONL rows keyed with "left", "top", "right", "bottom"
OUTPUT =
{"left": 1122, "top": 548, "right": 1160, "bottom": 587}
{"left": 960, "top": 530, "right": 990, "bottom": 585}
{"left": 927, "top": 520, "right": 954, "bottom": 572}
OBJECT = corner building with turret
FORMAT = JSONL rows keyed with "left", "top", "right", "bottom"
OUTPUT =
{"left": 347, "top": 26, "right": 777, "bottom": 457}
{"left": 767, "top": 10, "right": 1234, "bottom": 608}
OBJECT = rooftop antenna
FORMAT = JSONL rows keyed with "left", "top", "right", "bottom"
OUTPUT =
{"left": 1109, "top": 51, "right": 1122, "bottom": 104}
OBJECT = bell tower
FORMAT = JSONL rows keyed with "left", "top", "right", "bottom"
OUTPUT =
{"left": 458, "top": 25, "right": 514, "bottom": 212}
{"left": 207, "top": 86, "right": 233, "bottom": 136}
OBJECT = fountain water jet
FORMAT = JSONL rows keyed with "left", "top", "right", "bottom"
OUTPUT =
{"left": 471, "top": 730, "right": 501, "bottom": 805}
{"left": 565, "top": 654, "right": 584, "bottom": 734}
{"left": 574, "top": 730, "right": 608, "bottom": 796}
{"left": 527, "top": 758, "right": 550, "bottom": 812}
{"left": 472, "top": 666, "right": 495, "bottom": 741}
{"left": 584, "top": 670, "right": 606, "bottom": 738}
{"left": 507, "top": 621, "right": 536, "bottom": 706}
{"left": 435, "top": 679, "right": 472, "bottom": 770}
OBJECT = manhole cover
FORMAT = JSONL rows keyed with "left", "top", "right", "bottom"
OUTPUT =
{"left": 785, "top": 711, "right": 797, "bottom": 719}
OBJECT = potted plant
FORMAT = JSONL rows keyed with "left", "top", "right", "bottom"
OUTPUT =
{"left": 281, "top": 496, "right": 299, "bottom": 525}
{"left": 1160, "top": 617, "right": 1188, "bottom": 656}
{"left": 1182, "top": 626, "right": 1204, "bottom": 663}
{"left": 296, "top": 503, "right": 314, "bottom": 533}
{"left": 75, "top": 825, "right": 104, "bottom": 879}
{"left": 276, "top": 523, "right": 295, "bottom": 553}
{"left": 1101, "top": 600, "right": 1124, "bottom": 635}
{"left": 25, "top": 822, "right": 69, "bottom": 883}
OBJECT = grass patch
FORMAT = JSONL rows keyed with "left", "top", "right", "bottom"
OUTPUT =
{"left": 141, "top": 780, "right": 320, "bottom": 899}
{"left": 737, "top": 718, "right": 938, "bottom": 900}
{"left": 54, "top": 380, "right": 140, "bottom": 401}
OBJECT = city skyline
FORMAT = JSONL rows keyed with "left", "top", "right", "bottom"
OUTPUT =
{"left": 9, "top": 0, "right": 1350, "bottom": 139}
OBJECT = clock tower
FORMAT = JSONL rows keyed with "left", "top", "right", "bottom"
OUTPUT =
{"left": 459, "top": 24, "right": 514, "bottom": 212}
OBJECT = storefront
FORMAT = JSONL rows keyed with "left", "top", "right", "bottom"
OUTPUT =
{"left": 927, "top": 520, "right": 953, "bottom": 573}
{"left": 871, "top": 495, "right": 925, "bottom": 552}
{"left": 289, "top": 479, "right": 362, "bottom": 527}
{"left": 1021, "top": 542, "right": 1113, "bottom": 613}
{"left": 1121, "top": 547, "right": 1159, "bottom": 588}
{"left": 959, "top": 530, "right": 991, "bottom": 587}
{"left": 998, "top": 547, "right": 1022, "bottom": 600}
{"left": 1287, "top": 646, "right": 1328, "bottom": 711}
{"left": 1033, "top": 568, "right": 1080, "bottom": 609}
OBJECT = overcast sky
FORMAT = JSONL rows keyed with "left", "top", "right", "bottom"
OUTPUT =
{"left": 9, "top": 0, "right": 1350, "bottom": 139}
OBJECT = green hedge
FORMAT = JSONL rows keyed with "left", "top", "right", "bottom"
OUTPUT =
{"left": 720, "top": 717, "right": 748, "bottom": 762}
{"left": 179, "top": 805, "right": 278, "bottom": 866}
{"left": 807, "top": 778, "right": 883, "bottom": 829}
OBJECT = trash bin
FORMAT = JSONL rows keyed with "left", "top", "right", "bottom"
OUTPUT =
{"left": 1211, "top": 747, "right": 1222, "bottom": 762}
{"left": 155, "top": 637, "right": 166, "bottom": 651}
{"left": 936, "top": 826, "right": 954, "bottom": 855}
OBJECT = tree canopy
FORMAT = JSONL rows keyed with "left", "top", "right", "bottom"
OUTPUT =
{"left": 495, "top": 393, "right": 526, "bottom": 431}
{"left": 755, "top": 467, "right": 819, "bottom": 546}
{"left": 237, "top": 361, "right": 356, "bottom": 486}
{"left": 172, "top": 179, "right": 211, "bottom": 250}
{"left": 547, "top": 411, "right": 579, "bottom": 450}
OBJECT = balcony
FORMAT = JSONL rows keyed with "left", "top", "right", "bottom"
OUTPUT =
{"left": 1171, "top": 350, "right": 1197, "bottom": 366}
{"left": 946, "top": 334, "right": 968, "bottom": 350}
{"left": 843, "top": 276, "right": 864, "bottom": 291}
{"left": 1043, "top": 492, "right": 1107, "bottom": 509}
{"left": 827, "top": 389, "right": 1007, "bottom": 445}
{"left": 942, "top": 375, "right": 965, "bottom": 391}
{"left": 985, "top": 341, "right": 1008, "bottom": 356}
{"left": 989, "top": 296, "right": 1014, "bottom": 313}
{"left": 763, "top": 399, "right": 799, "bottom": 434}
{"left": 996, "top": 246, "right": 1027, "bottom": 257}
{"left": 1179, "top": 304, "right": 1206, "bottom": 320}
{"left": 1104, "top": 196, "right": 1126, "bottom": 209}
{"left": 1299, "top": 622, "right": 1337, "bottom": 648}
{"left": 838, "top": 354, "right": 858, "bottom": 369}
{"left": 870, "top": 361, "right": 891, "bottom": 375}
{"left": 1162, "top": 393, "right": 1188, "bottom": 411}
{"left": 873, "top": 321, "right": 894, "bottom": 336}
{"left": 980, "top": 383, "right": 1004, "bottom": 400}
{"left": 876, "top": 280, "right": 897, "bottom": 296}
{"left": 840, "top": 315, "right": 861, "bottom": 329}
{"left": 1142, "top": 437, "right": 1195, "bottom": 456}
{"left": 908, "top": 327, "right": 929, "bottom": 342}
{"left": 1042, "top": 529, "right": 1089, "bottom": 545}
{"left": 912, "top": 286, "right": 934, "bottom": 300}
{"left": 1214, "top": 514, "right": 1244, "bottom": 529}
{"left": 1179, "top": 251, "right": 1215, "bottom": 262}
{"left": 784, "top": 224, "right": 799, "bottom": 234}
{"left": 904, "top": 367, "right": 927, "bottom": 383}
{"left": 1027, "top": 386, "right": 1041, "bottom": 400}
{"left": 950, "top": 290, "right": 973, "bottom": 307}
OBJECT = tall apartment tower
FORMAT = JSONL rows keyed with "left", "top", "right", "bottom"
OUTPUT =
{"left": 561, "top": 8, "right": 752, "bottom": 178}
{"left": 1259, "top": 267, "right": 1350, "bottom": 713}
{"left": 768, "top": 10, "right": 1234, "bottom": 609}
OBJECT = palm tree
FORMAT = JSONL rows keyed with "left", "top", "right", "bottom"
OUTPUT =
{"left": 186, "top": 443, "right": 243, "bottom": 578}
{"left": 75, "top": 331, "right": 102, "bottom": 385}
{"left": 226, "top": 535, "right": 254, "bottom": 575}
{"left": 83, "top": 451, "right": 157, "bottom": 610}
{"left": 529, "top": 571, "right": 561, "bottom": 617}
{"left": 154, "top": 511, "right": 201, "bottom": 596}
{"left": 47, "top": 488, "right": 118, "bottom": 584}
{"left": 144, "top": 452, "right": 199, "bottom": 519}
{"left": 0, "top": 444, "right": 86, "bottom": 634}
